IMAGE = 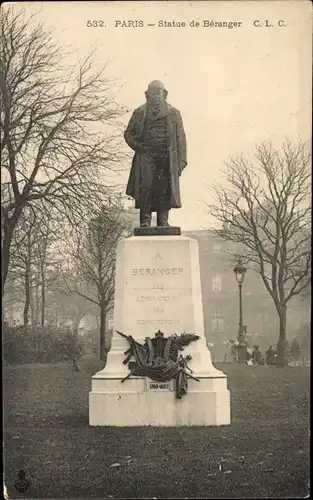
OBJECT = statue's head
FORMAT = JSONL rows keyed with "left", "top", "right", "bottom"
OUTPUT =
{"left": 145, "top": 80, "right": 168, "bottom": 106}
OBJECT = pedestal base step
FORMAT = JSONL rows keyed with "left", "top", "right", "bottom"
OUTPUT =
{"left": 89, "top": 377, "right": 231, "bottom": 427}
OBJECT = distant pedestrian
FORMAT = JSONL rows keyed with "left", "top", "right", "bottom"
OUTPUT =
{"left": 252, "top": 345, "right": 264, "bottom": 366}
{"left": 223, "top": 341, "right": 229, "bottom": 362}
{"left": 290, "top": 337, "right": 301, "bottom": 365}
{"left": 265, "top": 345, "right": 277, "bottom": 366}
{"left": 69, "top": 330, "right": 83, "bottom": 372}
{"left": 246, "top": 347, "right": 253, "bottom": 365}
{"left": 230, "top": 340, "right": 237, "bottom": 363}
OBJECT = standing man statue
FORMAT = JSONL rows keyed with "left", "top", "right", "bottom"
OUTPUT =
{"left": 124, "top": 80, "right": 187, "bottom": 227}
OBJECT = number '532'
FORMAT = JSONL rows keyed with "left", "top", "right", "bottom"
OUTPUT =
{"left": 87, "top": 20, "right": 105, "bottom": 27}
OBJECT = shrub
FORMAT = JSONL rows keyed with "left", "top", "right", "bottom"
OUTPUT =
{"left": 3, "top": 321, "right": 84, "bottom": 364}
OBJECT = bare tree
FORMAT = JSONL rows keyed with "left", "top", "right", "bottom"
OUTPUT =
{"left": 1, "top": 6, "right": 126, "bottom": 295}
{"left": 32, "top": 214, "right": 61, "bottom": 327}
{"left": 7, "top": 207, "right": 60, "bottom": 326}
{"left": 64, "top": 203, "right": 130, "bottom": 365}
{"left": 207, "top": 140, "right": 311, "bottom": 367}
{"left": 8, "top": 210, "right": 38, "bottom": 325}
{"left": 45, "top": 280, "right": 98, "bottom": 331}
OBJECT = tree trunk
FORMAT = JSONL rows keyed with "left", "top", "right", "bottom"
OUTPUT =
{"left": 100, "top": 306, "right": 108, "bottom": 366}
{"left": 41, "top": 265, "right": 46, "bottom": 327}
{"left": 23, "top": 268, "right": 30, "bottom": 326}
{"left": 276, "top": 307, "right": 288, "bottom": 367}
{"left": 26, "top": 232, "right": 34, "bottom": 326}
{"left": 30, "top": 273, "right": 35, "bottom": 325}
{"left": 72, "top": 329, "right": 81, "bottom": 372}
{"left": 73, "top": 318, "right": 81, "bottom": 332}
{"left": 35, "top": 277, "right": 41, "bottom": 325}
{"left": 1, "top": 213, "right": 20, "bottom": 297}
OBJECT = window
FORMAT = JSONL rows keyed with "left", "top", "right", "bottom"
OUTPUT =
{"left": 212, "top": 244, "right": 221, "bottom": 253}
{"left": 212, "top": 310, "right": 224, "bottom": 333}
{"left": 212, "top": 274, "right": 222, "bottom": 292}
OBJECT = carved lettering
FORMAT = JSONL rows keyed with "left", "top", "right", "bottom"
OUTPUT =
{"left": 137, "top": 319, "right": 179, "bottom": 325}
{"left": 152, "top": 283, "right": 163, "bottom": 290}
{"left": 149, "top": 382, "right": 171, "bottom": 391}
{"left": 132, "top": 268, "right": 184, "bottom": 276}
{"left": 135, "top": 295, "right": 170, "bottom": 302}
{"left": 152, "top": 307, "right": 164, "bottom": 313}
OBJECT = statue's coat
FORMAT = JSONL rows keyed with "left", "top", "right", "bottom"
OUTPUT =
{"left": 124, "top": 103, "right": 187, "bottom": 209}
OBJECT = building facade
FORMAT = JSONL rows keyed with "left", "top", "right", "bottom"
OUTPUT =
{"left": 183, "top": 229, "right": 310, "bottom": 360}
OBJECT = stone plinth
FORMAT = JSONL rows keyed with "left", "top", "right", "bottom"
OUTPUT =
{"left": 89, "top": 235, "right": 231, "bottom": 426}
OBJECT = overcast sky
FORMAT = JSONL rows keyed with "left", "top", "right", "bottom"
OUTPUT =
{"left": 13, "top": 1, "right": 312, "bottom": 229}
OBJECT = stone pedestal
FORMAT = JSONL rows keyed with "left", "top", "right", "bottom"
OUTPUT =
{"left": 89, "top": 233, "right": 231, "bottom": 426}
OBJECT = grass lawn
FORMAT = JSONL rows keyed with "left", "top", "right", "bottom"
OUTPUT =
{"left": 3, "top": 357, "right": 310, "bottom": 499}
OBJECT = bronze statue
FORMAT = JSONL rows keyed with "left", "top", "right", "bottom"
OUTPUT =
{"left": 124, "top": 80, "right": 187, "bottom": 227}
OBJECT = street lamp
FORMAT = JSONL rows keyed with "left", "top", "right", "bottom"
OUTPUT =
{"left": 233, "top": 259, "right": 248, "bottom": 363}
{"left": 233, "top": 259, "right": 247, "bottom": 332}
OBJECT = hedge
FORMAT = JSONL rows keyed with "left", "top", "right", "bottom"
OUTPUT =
{"left": 3, "top": 321, "right": 84, "bottom": 364}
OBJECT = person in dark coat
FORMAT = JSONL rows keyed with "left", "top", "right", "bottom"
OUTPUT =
{"left": 124, "top": 80, "right": 187, "bottom": 227}
{"left": 290, "top": 337, "right": 300, "bottom": 363}
{"left": 252, "top": 345, "right": 264, "bottom": 365}
{"left": 265, "top": 345, "right": 277, "bottom": 366}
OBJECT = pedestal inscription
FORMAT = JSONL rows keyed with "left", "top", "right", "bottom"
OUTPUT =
{"left": 114, "top": 237, "right": 196, "bottom": 339}
{"left": 147, "top": 381, "right": 173, "bottom": 391}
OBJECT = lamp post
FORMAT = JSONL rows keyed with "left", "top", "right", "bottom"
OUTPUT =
{"left": 233, "top": 259, "right": 248, "bottom": 363}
